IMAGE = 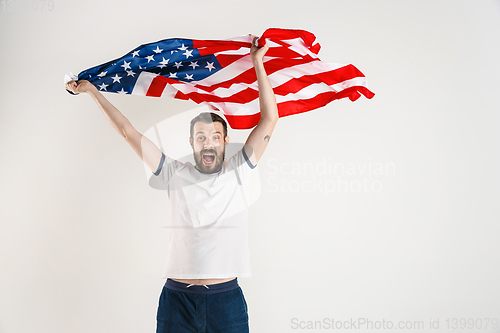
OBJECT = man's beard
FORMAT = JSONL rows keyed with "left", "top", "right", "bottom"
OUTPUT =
{"left": 194, "top": 148, "right": 225, "bottom": 174}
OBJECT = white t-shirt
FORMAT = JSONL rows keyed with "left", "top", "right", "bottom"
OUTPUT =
{"left": 152, "top": 146, "right": 257, "bottom": 279}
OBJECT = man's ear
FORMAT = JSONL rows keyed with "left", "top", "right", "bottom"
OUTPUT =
{"left": 189, "top": 137, "right": 193, "bottom": 148}
{"left": 225, "top": 135, "right": 230, "bottom": 146}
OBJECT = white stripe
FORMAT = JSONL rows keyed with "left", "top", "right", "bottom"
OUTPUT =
{"left": 274, "top": 77, "right": 368, "bottom": 103}
{"left": 189, "top": 60, "right": 350, "bottom": 97}
{"left": 204, "top": 99, "right": 261, "bottom": 116}
{"left": 331, "top": 76, "right": 368, "bottom": 92}
{"left": 279, "top": 37, "right": 320, "bottom": 59}
{"left": 195, "top": 83, "right": 257, "bottom": 98}
{"left": 169, "top": 81, "right": 258, "bottom": 100}
{"left": 132, "top": 72, "right": 158, "bottom": 96}
{"left": 267, "top": 61, "right": 346, "bottom": 87}
{"left": 197, "top": 55, "right": 254, "bottom": 85}
{"left": 219, "top": 35, "right": 254, "bottom": 43}
{"left": 160, "top": 84, "right": 178, "bottom": 98}
{"left": 213, "top": 47, "right": 250, "bottom": 56}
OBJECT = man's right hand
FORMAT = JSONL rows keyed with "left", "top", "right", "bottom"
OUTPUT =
{"left": 65, "top": 80, "right": 95, "bottom": 95}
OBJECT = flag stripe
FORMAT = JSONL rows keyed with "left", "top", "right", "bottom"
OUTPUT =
{"left": 221, "top": 86, "right": 373, "bottom": 129}
{"left": 260, "top": 28, "right": 319, "bottom": 53}
{"left": 193, "top": 39, "right": 250, "bottom": 53}
{"left": 272, "top": 65, "right": 366, "bottom": 95}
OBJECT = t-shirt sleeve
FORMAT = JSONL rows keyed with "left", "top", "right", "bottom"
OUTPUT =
{"left": 151, "top": 152, "right": 184, "bottom": 186}
{"left": 242, "top": 146, "right": 257, "bottom": 170}
{"left": 227, "top": 146, "right": 257, "bottom": 186}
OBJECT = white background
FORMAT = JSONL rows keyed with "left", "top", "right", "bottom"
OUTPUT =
{"left": 1, "top": 1, "right": 500, "bottom": 332}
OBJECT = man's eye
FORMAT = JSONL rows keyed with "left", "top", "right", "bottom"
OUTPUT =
{"left": 198, "top": 136, "right": 205, "bottom": 140}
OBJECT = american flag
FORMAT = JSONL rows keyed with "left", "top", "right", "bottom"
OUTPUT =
{"left": 72, "top": 28, "right": 374, "bottom": 129}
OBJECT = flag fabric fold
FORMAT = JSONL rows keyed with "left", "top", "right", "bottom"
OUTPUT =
{"left": 69, "top": 28, "right": 374, "bottom": 129}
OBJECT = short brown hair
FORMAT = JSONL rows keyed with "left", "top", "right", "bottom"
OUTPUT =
{"left": 190, "top": 112, "right": 228, "bottom": 138}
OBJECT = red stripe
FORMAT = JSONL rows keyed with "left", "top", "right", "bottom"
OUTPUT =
{"left": 180, "top": 86, "right": 259, "bottom": 104}
{"left": 146, "top": 76, "right": 167, "bottom": 97}
{"left": 225, "top": 113, "right": 261, "bottom": 129}
{"left": 272, "top": 65, "right": 366, "bottom": 96}
{"left": 174, "top": 90, "right": 190, "bottom": 100}
{"left": 193, "top": 39, "right": 250, "bottom": 52}
{"left": 146, "top": 75, "right": 180, "bottom": 97}
{"left": 277, "top": 86, "right": 374, "bottom": 118}
{"left": 214, "top": 54, "right": 247, "bottom": 67}
{"left": 260, "top": 28, "right": 320, "bottom": 54}
{"left": 262, "top": 57, "right": 319, "bottom": 76}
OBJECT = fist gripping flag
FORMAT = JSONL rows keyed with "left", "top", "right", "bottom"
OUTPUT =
{"left": 66, "top": 28, "right": 374, "bottom": 129}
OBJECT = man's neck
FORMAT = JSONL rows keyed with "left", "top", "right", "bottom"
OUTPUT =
{"left": 195, "top": 163, "right": 223, "bottom": 174}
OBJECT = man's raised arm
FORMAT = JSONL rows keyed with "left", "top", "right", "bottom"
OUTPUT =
{"left": 65, "top": 80, "right": 163, "bottom": 174}
{"left": 244, "top": 37, "right": 279, "bottom": 166}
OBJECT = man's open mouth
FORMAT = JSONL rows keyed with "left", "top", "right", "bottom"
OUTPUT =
{"left": 202, "top": 152, "right": 216, "bottom": 165}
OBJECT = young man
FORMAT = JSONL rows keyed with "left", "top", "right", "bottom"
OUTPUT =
{"left": 65, "top": 37, "right": 278, "bottom": 332}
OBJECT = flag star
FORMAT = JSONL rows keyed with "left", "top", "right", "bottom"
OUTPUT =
{"left": 97, "top": 71, "right": 107, "bottom": 78}
{"left": 183, "top": 49, "right": 193, "bottom": 59}
{"left": 178, "top": 44, "right": 188, "bottom": 51}
{"left": 174, "top": 61, "right": 183, "bottom": 69}
{"left": 169, "top": 72, "right": 177, "bottom": 78}
{"left": 189, "top": 61, "right": 199, "bottom": 70}
{"left": 157, "top": 57, "right": 170, "bottom": 69}
{"left": 121, "top": 60, "right": 131, "bottom": 71}
{"left": 111, "top": 74, "right": 122, "bottom": 83}
{"left": 132, "top": 50, "right": 140, "bottom": 58}
{"left": 205, "top": 62, "right": 216, "bottom": 72}
{"left": 160, "top": 57, "right": 170, "bottom": 66}
{"left": 98, "top": 82, "right": 109, "bottom": 91}
{"left": 170, "top": 50, "right": 178, "bottom": 54}
{"left": 145, "top": 54, "right": 155, "bottom": 63}
{"left": 126, "top": 70, "right": 136, "bottom": 77}
{"left": 153, "top": 46, "right": 163, "bottom": 54}
{"left": 139, "top": 65, "right": 143, "bottom": 69}
{"left": 117, "top": 88, "right": 128, "bottom": 94}
{"left": 185, "top": 73, "right": 194, "bottom": 80}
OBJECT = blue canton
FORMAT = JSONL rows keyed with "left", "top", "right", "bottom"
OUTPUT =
{"left": 77, "top": 39, "right": 223, "bottom": 94}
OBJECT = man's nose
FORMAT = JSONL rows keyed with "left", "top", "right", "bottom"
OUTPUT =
{"left": 203, "top": 140, "right": 215, "bottom": 149}
{"left": 204, "top": 138, "right": 218, "bottom": 149}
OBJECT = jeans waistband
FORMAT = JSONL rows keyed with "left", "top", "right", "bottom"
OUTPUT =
{"left": 165, "top": 278, "right": 239, "bottom": 295}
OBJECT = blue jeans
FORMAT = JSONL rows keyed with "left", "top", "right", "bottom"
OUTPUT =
{"left": 156, "top": 278, "right": 249, "bottom": 333}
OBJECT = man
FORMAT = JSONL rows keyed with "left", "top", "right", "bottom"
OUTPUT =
{"left": 65, "top": 37, "right": 278, "bottom": 332}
